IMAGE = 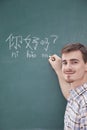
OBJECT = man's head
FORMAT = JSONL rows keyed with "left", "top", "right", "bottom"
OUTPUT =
{"left": 61, "top": 43, "right": 87, "bottom": 63}
{"left": 61, "top": 43, "right": 87, "bottom": 87}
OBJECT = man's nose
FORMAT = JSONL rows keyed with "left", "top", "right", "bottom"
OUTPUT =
{"left": 66, "top": 63, "right": 72, "bottom": 69}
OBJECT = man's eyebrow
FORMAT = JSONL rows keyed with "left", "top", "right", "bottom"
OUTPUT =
{"left": 70, "top": 59, "right": 79, "bottom": 62}
{"left": 62, "top": 59, "right": 79, "bottom": 62}
{"left": 62, "top": 60, "right": 66, "bottom": 62}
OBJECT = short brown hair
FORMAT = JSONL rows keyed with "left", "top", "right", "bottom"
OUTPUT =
{"left": 61, "top": 43, "right": 87, "bottom": 63}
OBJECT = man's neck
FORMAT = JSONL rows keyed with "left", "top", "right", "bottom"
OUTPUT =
{"left": 70, "top": 74, "right": 87, "bottom": 89}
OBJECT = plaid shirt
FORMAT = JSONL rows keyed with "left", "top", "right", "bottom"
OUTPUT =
{"left": 64, "top": 83, "right": 87, "bottom": 130}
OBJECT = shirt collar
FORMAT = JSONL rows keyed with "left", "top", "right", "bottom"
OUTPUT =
{"left": 68, "top": 83, "right": 87, "bottom": 101}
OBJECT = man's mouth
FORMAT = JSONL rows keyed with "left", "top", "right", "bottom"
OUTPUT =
{"left": 64, "top": 71, "right": 74, "bottom": 74}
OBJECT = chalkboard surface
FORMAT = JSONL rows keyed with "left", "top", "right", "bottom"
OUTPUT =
{"left": 0, "top": 0, "right": 87, "bottom": 130}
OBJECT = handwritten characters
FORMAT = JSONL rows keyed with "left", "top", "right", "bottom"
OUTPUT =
{"left": 6, "top": 34, "right": 58, "bottom": 59}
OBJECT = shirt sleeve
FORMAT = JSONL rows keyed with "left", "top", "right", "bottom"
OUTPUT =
{"left": 80, "top": 103, "right": 87, "bottom": 129}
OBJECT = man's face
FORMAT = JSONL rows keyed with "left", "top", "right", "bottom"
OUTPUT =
{"left": 62, "top": 50, "right": 87, "bottom": 84}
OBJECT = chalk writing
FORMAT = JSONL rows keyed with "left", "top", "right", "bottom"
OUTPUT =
{"left": 26, "top": 50, "right": 37, "bottom": 59}
{"left": 24, "top": 35, "right": 40, "bottom": 51}
{"left": 6, "top": 34, "right": 22, "bottom": 50}
{"left": 5, "top": 34, "right": 58, "bottom": 59}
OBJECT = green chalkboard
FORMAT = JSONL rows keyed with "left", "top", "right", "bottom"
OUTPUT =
{"left": 0, "top": 0, "right": 87, "bottom": 130}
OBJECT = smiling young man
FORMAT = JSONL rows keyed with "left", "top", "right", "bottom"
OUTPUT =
{"left": 48, "top": 43, "right": 87, "bottom": 130}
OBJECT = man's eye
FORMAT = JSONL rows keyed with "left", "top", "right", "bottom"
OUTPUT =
{"left": 72, "top": 61, "right": 78, "bottom": 64}
{"left": 62, "top": 62, "right": 67, "bottom": 65}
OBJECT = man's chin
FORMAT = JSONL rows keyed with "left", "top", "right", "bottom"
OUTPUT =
{"left": 65, "top": 79, "right": 74, "bottom": 83}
